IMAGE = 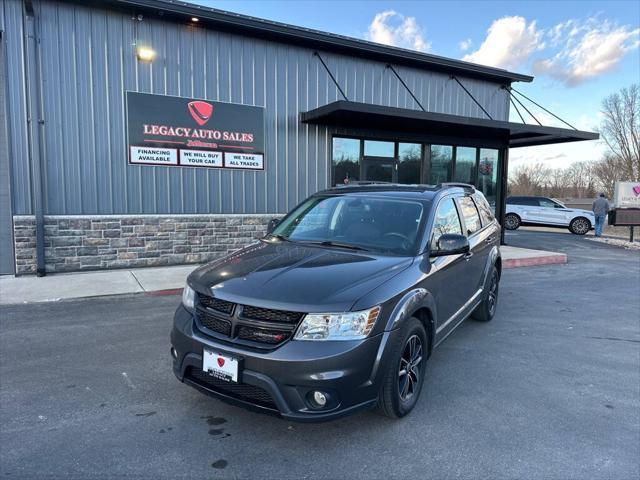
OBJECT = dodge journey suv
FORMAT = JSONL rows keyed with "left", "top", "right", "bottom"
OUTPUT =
{"left": 171, "top": 183, "right": 501, "bottom": 421}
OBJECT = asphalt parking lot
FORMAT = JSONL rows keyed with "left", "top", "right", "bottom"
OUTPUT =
{"left": 1, "top": 231, "right": 639, "bottom": 479}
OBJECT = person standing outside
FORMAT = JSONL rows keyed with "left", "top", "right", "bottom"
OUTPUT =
{"left": 592, "top": 193, "right": 610, "bottom": 237}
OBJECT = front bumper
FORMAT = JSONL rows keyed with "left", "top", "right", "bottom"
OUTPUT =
{"left": 171, "top": 305, "right": 399, "bottom": 421}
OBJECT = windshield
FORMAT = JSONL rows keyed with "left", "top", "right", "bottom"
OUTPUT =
{"left": 271, "top": 195, "right": 426, "bottom": 255}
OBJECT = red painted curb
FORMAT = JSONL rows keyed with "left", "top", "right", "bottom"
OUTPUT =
{"left": 503, "top": 254, "right": 567, "bottom": 269}
{"left": 146, "top": 288, "right": 184, "bottom": 296}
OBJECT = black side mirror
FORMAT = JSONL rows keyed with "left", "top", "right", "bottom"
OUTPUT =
{"left": 266, "top": 218, "right": 280, "bottom": 235}
{"left": 430, "top": 234, "right": 470, "bottom": 257}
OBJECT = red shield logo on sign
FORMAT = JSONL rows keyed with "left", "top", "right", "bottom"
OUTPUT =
{"left": 188, "top": 101, "right": 213, "bottom": 126}
{"left": 217, "top": 357, "right": 225, "bottom": 368}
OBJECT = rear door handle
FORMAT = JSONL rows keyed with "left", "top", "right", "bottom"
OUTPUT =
{"left": 464, "top": 252, "right": 473, "bottom": 260}
{"left": 485, "top": 236, "right": 495, "bottom": 243}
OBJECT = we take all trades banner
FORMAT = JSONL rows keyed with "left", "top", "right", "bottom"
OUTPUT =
{"left": 126, "top": 91, "right": 265, "bottom": 171}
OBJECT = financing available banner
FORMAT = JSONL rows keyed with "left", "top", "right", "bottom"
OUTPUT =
{"left": 126, "top": 92, "right": 265, "bottom": 170}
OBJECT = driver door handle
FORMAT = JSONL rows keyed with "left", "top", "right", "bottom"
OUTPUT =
{"left": 464, "top": 252, "right": 473, "bottom": 260}
{"left": 485, "top": 236, "right": 495, "bottom": 243}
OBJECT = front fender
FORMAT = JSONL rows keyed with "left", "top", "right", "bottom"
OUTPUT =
{"left": 384, "top": 288, "right": 437, "bottom": 332}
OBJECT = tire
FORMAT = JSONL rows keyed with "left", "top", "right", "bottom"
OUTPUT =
{"left": 504, "top": 213, "right": 521, "bottom": 230}
{"left": 472, "top": 265, "right": 499, "bottom": 322}
{"left": 569, "top": 217, "right": 591, "bottom": 235}
{"left": 377, "top": 317, "right": 427, "bottom": 419}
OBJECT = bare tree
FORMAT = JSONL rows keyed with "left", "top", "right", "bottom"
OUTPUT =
{"left": 591, "top": 154, "right": 625, "bottom": 198}
{"left": 508, "top": 162, "right": 550, "bottom": 196}
{"left": 599, "top": 84, "right": 640, "bottom": 181}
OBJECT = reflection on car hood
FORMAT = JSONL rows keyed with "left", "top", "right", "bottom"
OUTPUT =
{"left": 189, "top": 240, "right": 413, "bottom": 312}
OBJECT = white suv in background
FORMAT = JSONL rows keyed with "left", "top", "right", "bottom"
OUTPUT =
{"left": 505, "top": 196, "right": 595, "bottom": 235}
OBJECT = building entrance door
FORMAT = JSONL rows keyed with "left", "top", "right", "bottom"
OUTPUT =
{"left": 362, "top": 157, "right": 396, "bottom": 183}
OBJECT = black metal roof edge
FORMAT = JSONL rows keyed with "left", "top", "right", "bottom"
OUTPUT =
{"left": 301, "top": 101, "right": 599, "bottom": 141}
{"left": 102, "top": 0, "right": 533, "bottom": 84}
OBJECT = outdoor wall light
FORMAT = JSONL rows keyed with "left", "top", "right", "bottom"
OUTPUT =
{"left": 191, "top": 17, "right": 199, "bottom": 22}
{"left": 136, "top": 46, "right": 156, "bottom": 62}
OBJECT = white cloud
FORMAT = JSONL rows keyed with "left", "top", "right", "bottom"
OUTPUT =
{"left": 534, "top": 19, "right": 640, "bottom": 86}
{"left": 510, "top": 140, "right": 606, "bottom": 170}
{"left": 459, "top": 38, "right": 473, "bottom": 51}
{"left": 367, "top": 10, "right": 431, "bottom": 52}
{"left": 463, "top": 16, "right": 544, "bottom": 70}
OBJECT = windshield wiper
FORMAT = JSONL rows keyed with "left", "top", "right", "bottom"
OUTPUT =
{"left": 312, "top": 240, "right": 369, "bottom": 252}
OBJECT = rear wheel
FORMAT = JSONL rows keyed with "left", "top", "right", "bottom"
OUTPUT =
{"left": 569, "top": 217, "right": 591, "bottom": 235}
{"left": 377, "top": 317, "right": 427, "bottom": 419}
{"left": 504, "top": 213, "right": 520, "bottom": 230}
{"left": 472, "top": 266, "right": 499, "bottom": 322}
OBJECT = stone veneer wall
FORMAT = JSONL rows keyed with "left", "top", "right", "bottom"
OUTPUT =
{"left": 12, "top": 214, "right": 282, "bottom": 275}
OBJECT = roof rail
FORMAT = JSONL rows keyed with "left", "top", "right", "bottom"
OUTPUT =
{"left": 335, "top": 181, "right": 396, "bottom": 187}
{"left": 438, "top": 182, "right": 476, "bottom": 191}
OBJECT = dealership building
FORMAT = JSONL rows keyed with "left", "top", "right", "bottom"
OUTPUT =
{"left": 0, "top": 0, "right": 597, "bottom": 275}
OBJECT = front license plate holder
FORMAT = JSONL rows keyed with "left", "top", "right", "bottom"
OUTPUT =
{"left": 202, "top": 349, "right": 241, "bottom": 383}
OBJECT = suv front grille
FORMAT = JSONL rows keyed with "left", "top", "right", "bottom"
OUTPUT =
{"left": 197, "top": 294, "right": 235, "bottom": 314}
{"left": 198, "top": 311, "right": 232, "bottom": 337}
{"left": 185, "top": 367, "right": 277, "bottom": 410}
{"left": 236, "top": 325, "right": 291, "bottom": 344}
{"left": 241, "top": 305, "right": 304, "bottom": 324}
{"left": 194, "top": 294, "right": 304, "bottom": 348}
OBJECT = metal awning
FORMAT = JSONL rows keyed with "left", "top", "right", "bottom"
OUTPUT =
{"left": 301, "top": 101, "right": 598, "bottom": 148}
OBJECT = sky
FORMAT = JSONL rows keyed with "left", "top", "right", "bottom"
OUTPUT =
{"left": 193, "top": 0, "right": 640, "bottom": 170}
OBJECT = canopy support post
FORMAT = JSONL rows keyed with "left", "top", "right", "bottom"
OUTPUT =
{"left": 386, "top": 64, "right": 425, "bottom": 112}
{"left": 313, "top": 51, "right": 348, "bottom": 101}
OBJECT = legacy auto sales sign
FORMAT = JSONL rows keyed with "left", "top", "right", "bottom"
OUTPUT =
{"left": 126, "top": 92, "right": 265, "bottom": 170}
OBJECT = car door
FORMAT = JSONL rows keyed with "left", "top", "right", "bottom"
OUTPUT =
{"left": 537, "top": 198, "right": 569, "bottom": 225}
{"left": 456, "top": 195, "right": 487, "bottom": 294}
{"left": 428, "top": 195, "right": 473, "bottom": 333}
{"left": 518, "top": 197, "right": 543, "bottom": 223}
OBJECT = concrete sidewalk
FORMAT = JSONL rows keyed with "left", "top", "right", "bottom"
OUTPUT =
{"left": 0, "top": 265, "right": 196, "bottom": 305}
{"left": 0, "top": 246, "right": 566, "bottom": 305}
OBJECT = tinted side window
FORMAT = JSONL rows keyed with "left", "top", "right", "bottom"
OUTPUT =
{"left": 539, "top": 198, "right": 556, "bottom": 208}
{"left": 522, "top": 197, "right": 539, "bottom": 206}
{"left": 473, "top": 194, "right": 494, "bottom": 226}
{"left": 431, "top": 197, "right": 462, "bottom": 248}
{"left": 459, "top": 196, "right": 482, "bottom": 235}
{"left": 506, "top": 197, "right": 520, "bottom": 205}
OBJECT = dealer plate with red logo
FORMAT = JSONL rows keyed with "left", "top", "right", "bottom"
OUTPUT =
{"left": 203, "top": 350, "right": 239, "bottom": 382}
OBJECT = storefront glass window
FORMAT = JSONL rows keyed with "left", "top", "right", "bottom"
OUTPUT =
{"left": 398, "top": 143, "right": 421, "bottom": 184}
{"left": 332, "top": 137, "right": 360, "bottom": 185}
{"left": 364, "top": 140, "right": 394, "bottom": 157}
{"left": 454, "top": 146, "right": 477, "bottom": 184}
{"left": 429, "top": 145, "right": 453, "bottom": 184}
{"left": 477, "top": 148, "right": 499, "bottom": 211}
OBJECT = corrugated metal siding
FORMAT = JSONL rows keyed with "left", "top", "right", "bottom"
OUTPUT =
{"left": 6, "top": 0, "right": 510, "bottom": 215}
{"left": 3, "top": 0, "right": 31, "bottom": 214}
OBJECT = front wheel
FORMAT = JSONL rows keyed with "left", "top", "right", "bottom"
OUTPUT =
{"left": 377, "top": 317, "right": 427, "bottom": 419}
{"left": 472, "top": 266, "right": 499, "bottom": 322}
{"left": 504, "top": 213, "right": 521, "bottom": 230}
{"left": 569, "top": 217, "right": 591, "bottom": 235}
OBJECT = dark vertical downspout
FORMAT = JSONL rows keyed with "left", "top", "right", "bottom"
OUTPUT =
{"left": 498, "top": 147, "right": 509, "bottom": 245}
{"left": 22, "top": 3, "right": 46, "bottom": 276}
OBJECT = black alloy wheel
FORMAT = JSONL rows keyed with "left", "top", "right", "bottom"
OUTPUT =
{"left": 377, "top": 317, "right": 428, "bottom": 418}
{"left": 398, "top": 334, "right": 423, "bottom": 402}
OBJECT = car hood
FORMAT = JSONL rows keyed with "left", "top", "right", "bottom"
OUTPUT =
{"left": 188, "top": 240, "right": 413, "bottom": 312}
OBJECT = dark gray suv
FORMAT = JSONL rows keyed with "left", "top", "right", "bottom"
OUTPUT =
{"left": 171, "top": 183, "right": 501, "bottom": 421}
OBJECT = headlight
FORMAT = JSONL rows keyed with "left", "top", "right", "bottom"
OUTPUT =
{"left": 294, "top": 306, "right": 381, "bottom": 341}
{"left": 182, "top": 284, "right": 195, "bottom": 311}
